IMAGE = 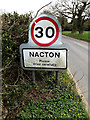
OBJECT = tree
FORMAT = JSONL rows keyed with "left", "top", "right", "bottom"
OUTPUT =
{"left": 77, "top": 1, "right": 90, "bottom": 34}
{"left": 84, "top": 18, "right": 90, "bottom": 31}
{"left": 57, "top": 16, "right": 70, "bottom": 31}
{"left": 51, "top": 0, "right": 90, "bottom": 34}
{"left": 41, "top": 9, "right": 54, "bottom": 16}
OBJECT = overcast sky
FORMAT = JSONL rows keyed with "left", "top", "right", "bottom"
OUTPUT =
{"left": 0, "top": 0, "right": 57, "bottom": 15}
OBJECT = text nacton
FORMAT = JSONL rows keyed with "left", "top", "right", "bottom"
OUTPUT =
{"left": 29, "top": 51, "right": 60, "bottom": 58}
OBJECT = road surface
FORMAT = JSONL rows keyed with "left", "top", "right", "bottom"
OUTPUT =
{"left": 62, "top": 35, "right": 89, "bottom": 113}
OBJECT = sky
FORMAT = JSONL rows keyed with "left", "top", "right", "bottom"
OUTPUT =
{"left": 0, "top": 0, "right": 57, "bottom": 15}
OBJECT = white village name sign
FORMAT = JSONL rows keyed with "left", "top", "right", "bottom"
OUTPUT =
{"left": 20, "top": 14, "right": 68, "bottom": 71}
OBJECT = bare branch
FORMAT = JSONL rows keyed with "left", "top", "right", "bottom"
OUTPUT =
{"left": 71, "top": 73, "right": 84, "bottom": 87}
{"left": 62, "top": 1, "right": 72, "bottom": 10}
{"left": 8, "top": 21, "right": 18, "bottom": 32}
{"left": 58, "top": 11, "right": 72, "bottom": 18}
{"left": 76, "top": 74, "right": 84, "bottom": 84}
{"left": 0, "top": 60, "right": 12, "bottom": 72}
{"left": 35, "top": 2, "right": 52, "bottom": 18}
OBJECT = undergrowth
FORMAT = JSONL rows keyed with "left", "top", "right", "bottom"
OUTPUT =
{"left": 2, "top": 70, "right": 89, "bottom": 119}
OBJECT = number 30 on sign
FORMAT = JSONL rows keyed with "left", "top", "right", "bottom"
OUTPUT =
{"left": 31, "top": 16, "right": 59, "bottom": 47}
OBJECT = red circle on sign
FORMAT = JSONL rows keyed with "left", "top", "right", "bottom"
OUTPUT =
{"left": 31, "top": 16, "right": 59, "bottom": 47}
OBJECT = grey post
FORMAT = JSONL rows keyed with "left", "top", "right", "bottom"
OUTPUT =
{"left": 32, "top": 71, "right": 35, "bottom": 82}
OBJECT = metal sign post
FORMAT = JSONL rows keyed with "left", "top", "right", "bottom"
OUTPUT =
{"left": 20, "top": 14, "right": 68, "bottom": 83}
{"left": 32, "top": 71, "right": 35, "bottom": 82}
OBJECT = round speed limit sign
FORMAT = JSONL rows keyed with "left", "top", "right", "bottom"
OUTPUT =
{"left": 30, "top": 14, "right": 60, "bottom": 47}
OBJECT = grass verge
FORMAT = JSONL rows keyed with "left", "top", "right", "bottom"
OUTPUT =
{"left": 62, "top": 31, "right": 90, "bottom": 42}
{"left": 3, "top": 71, "right": 89, "bottom": 119}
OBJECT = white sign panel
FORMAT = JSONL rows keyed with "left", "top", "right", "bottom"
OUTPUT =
{"left": 22, "top": 48, "right": 67, "bottom": 70}
{"left": 20, "top": 14, "right": 68, "bottom": 71}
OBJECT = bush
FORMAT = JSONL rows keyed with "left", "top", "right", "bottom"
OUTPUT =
{"left": 2, "top": 12, "right": 32, "bottom": 67}
{"left": 2, "top": 12, "right": 33, "bottom": 119}
{"left": 2, "top": 12, "right": 35, "bottom": 85}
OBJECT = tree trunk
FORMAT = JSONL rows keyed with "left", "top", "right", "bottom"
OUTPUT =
{"left": 77, "top": 17, "right": 84, "bottom": 34}
{"left": 79, "top": 30, "right": 84, "bottom": 34}
{"left": 72, "top": 29, "right": 77, "bottom": 34}
{"left": 77, "top": 2, "right": 86, "bottom": 34}
{"left": 72, "top": 18, "right": 77, "bottom": 34}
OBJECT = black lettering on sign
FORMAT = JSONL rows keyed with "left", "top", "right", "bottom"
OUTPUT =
{"left": 35, "top": 52, "right": 39, "bottom": 57}
{"left": 29, "top": 51, "right": 60, "bottom": 58}
{"left": 46, "top": 27, "right": 54, "bottom": 38}
{"left": 35, "top": 27, "right": 43, "bottom": 38}
{"left": 40, "top": 52, "right": 44, "bottom": 57}
{"left": 55, "top": 52, "right": 60, "bottom": 58}
{"left": 44, "top": 52, "right": 48, "bottom": 57}
{"left": 35, "top": 26, "right": 55, "bottom": 38}
{"left": 29, "top": 52, "right": 34, "bottom": 57}
{"left": 49, "top": 52, "right": 54, "bottom": 58}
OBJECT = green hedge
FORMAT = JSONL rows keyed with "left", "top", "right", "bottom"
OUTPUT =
{"left": 2, "top": 12, "right": 32, "bottom": 67}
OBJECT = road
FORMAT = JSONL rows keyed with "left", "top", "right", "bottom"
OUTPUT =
{"left": 62, "top": 35, "right": 89, "bottom": 113}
